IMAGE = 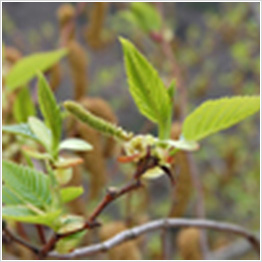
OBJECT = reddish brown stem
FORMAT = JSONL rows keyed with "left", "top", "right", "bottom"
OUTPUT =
{"left": 36, "top": 225, "right": 46, "bottom": 245}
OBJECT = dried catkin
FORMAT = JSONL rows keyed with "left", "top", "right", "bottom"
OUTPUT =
{"left": 57, "top": 4, "right": 88, "bottom": 99}
{"left": 57, "top": 3, "right": 76, "bottom": 41}
{"left": 47, "top": 63, "right": 62, "bottom": 91}
{"left": 177, "top": 227, "right": 203, "bottom": 260}
{"left": 100, "top": 222, "right": 142, "bottom": 260}
{"left": 169, "top": 122, "right": 193, "bottom": 217}
{"left": 67, "top": 41, "right": 88, "bottom": 100}
{"left": 85, "top": 3, "right": 109, "bottom": 49}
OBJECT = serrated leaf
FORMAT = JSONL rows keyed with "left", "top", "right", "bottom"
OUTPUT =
{"left": 2, "top": 123, "right": 38, "bottom": 141}
{"left": 6, "top": 49, "right": 67, "bottom": 90}
{"left": 2, "top": 206, "right": 61, "bottom": 228}
{"left": 59, "top": 138, "right": 93, "bottom": 152}
{"left": 13, "top": 87, "right": 36, "bottom": 123}
{"left": 182, "top": 96, "right": 260, "bottom": 141}
{"left": 60, "top": 186, "right": 84, "bottom": 204}
{"left": 2, "top": 186, "right": 23, "bottom": 205}
{"left": 130, "top": 2, "right": 161, "bottom": 32}
{"left": 3, "top": 160, "right": 51, "bottom": 209}
{"left": 28, "top": 117, "right": 52, "bottom": 151}
{"left": 38, "top": 73, "right": 62, "bottom": 151}
{"left": 120, "top": 38, "right": 172, "bottom": 139}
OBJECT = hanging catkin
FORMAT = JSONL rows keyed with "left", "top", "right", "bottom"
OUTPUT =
{"left": 177, "top": 227, "right": 203, "bottom": 260}
{"left": 57, "top": 4, "right": 88, "bottom": 99}
{"left": 84, "top": 3, "right": 109, "bottom": 49}
{"left": 169, "top": 122, "right": 193, "bottom": 217}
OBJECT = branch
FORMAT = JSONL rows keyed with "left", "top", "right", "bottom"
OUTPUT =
{"left": 2, "top": 226, "right": 40, "bottom": 255}
{"left": 48, "top": 218, "right": 260, "bottom": 259}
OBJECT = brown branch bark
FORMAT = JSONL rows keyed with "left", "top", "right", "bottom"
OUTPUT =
{"left": 48, "top": 218, "right": 260, "bottom": 259}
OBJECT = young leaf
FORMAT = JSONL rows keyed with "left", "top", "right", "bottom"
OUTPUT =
{"left": 167, "top": 80, "right": 176, "bottom": 103}
{"left": 6, "top": 49, "right": 67, "bottom": 90}
{"left": 130, "top": 2, "right": 161, "bottom": 33}
{"left": 120, "top": 38, "right": 172, "bottom": 139}
{"left": 3, "top": 160, "right": 52, "bottom": 209}
{"left": 182, "top": 96, "right": 260, "bottom": 141}
{"left": 13, "top": 87, "right": 36, "bottom": 123}
{"left": 64, "top": 101, "right": 133, "bottom": 141}
{"left": 2, "top": 123, "right": 38, "bottom": 141}
{"left": 60, "top": 186, "right": 84, "bottom": 204}
{"left": 28, "top": 117, "right": 52, "bottom": 151}
{"left": 2, "top": 206, "right": 61, "bottom": 228}
{"left": 38, "top": 73, "right": 62, "bottom": 151}
{"left": 59, "top": 138, "right": 93, "bottom": 152}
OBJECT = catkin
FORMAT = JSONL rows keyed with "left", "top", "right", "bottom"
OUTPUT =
{"left": 47, "top": 63, "right": 62, "bottom": 91}
{"left": 100, "top": 222, "right": 142, "bottom": 260}
{"left": 85, "top": 3, "right": 109, "bottom": 49}
{"left": 65, "top": 97, "right": 121, "bottom": 199}
{"left": 177, "top": 227, "right": 203, "bottom": 260}
{"left": 67, "top": 41, "right": 88, "bottom": 100}
{"left": 169, "top": 122, "right": 193, "bottom": 217}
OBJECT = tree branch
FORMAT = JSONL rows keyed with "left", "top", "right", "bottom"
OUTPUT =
{"left": 2, "top": 226, "right": 40, "bottom": 255}
{"left": 48, "top": 218, "right": 260, "bottom": 259}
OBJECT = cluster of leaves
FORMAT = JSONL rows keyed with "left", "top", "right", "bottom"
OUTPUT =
{"left": 2, "top": 49, "right": 93, "bottom": 236}
{"left": 2, "top": 30, "right": 260, "bottom": 256}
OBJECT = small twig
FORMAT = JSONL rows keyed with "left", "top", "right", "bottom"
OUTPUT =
{"left": 3, "top": 226, "right": 40, "bottom": 255}
{"left": 39, "top": 179, "right": 143, "bottom": 258}
{"left": 48, "top": 218, "right": 260, "bottom": 259}
{"left": 35, "top": 225, "right": 46, "bottom": 245}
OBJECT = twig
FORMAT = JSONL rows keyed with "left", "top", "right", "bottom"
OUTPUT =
{"left": 2, "top": 226, "right": 40, "bottom": 255}
{"left": 38, "top": 179, "right": 143, "bottom": 258}
{"left": 48, "top": 218, "right": 260, "bottom": 259}
{"left": 35, "top": 225, "right": 46, "bottom": 245}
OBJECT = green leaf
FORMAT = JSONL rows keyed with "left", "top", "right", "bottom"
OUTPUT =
{"left": 120, "top": 38, "right": 172, "bottom": 139}
{"left": 182, "top": 96, "right": 260, "bottom": 141}
{"left": 13, "top": 87, "right": 36, "bottom": 123}
{"left": 2, "top": 123, "right": 38, "bottom": 141}
{"left": 38, "top": 73, "right": 62, "bottom": 151}
{"left": 28, "top": 117, "right": 52, "bottom": 151}
{"left": 130, "top": 2, "right": 161, "bottom": 32}
{"left": 60, "top": 186, "right": 84, "bottom": 204}
{"left": 167, "top": 80, "right": 176, "bottom": 103}
{"left": 59, "top": 138, "right": 93, "bottom": 152}
{"left": 6, "top": 49, "right": 67, "bottom": 90}
{"left": 2, "top": 160, "right": 51, "bottom": 209}
{"left": 2, "top": 186, "right": 23, "bottom": 205}
{"left": 2, "top": 206, "right": 61, "bottom": 228}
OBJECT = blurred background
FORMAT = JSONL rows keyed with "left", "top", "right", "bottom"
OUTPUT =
{"left": 2, "top": 2, "right": 260, "bottom": 260}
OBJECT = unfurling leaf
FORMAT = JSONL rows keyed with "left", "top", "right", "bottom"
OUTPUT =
{"left": 2, "top": 123, "right": 38, "bottom": 141}
{"left": 60, "top": 186, "right": 84, "bottom": 203}
{"left": 182, "top": 96, "right": 260, "bottom": 141}
{"left": 6, "top": 49, "right": 67, "bottom": 90}
{"left": 13, "top": 87, "right": 36, "bottom": 123}
{"left": 59, "top": 138, "right": 93, "bottom": 152}
{"left": 28, "top": 117, "right": 52, "bottom": 151}
{"left": 64, "top": 101, "right": 133, "bottom": 141}
{"left": 54, "top": 168, "right": 73, "bottom": 185}
{"left": 38, "top": 73, "right": 62, "bottom": 151}
{"left": 120, "top": 37, "right": 172, "bottom": 139}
